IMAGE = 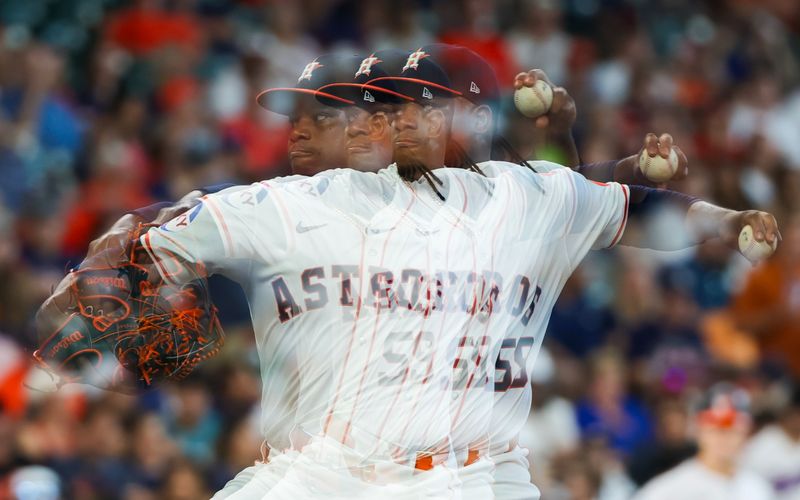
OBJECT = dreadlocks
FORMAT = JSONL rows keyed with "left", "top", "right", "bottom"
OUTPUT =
{"left": 396, "top": 161, "right": 446, "bottom": 201}
{"left": 448, "top": 141, "right": 486, "bottom": 176}
{"left": 492, "top": 135, "right": 536, "bottom": 174}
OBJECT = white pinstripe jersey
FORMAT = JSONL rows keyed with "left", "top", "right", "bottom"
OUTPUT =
{"left": 143, "top": 166, "right": 492, "bottom": 460}
{"left": 141, "top": 162, "right": 628, "bottom": 461}
{"left": 460, "top": 160, "right": 629, "bottom": 452}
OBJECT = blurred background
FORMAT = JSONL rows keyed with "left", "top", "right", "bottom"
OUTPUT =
{"left": 0, "top": 0, "right": 799, "bottom": 498}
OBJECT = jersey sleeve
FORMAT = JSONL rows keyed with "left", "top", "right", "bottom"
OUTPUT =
{"left": 560, "top": 168, "right": 629, "bottom": 251}
{"left": 525, "top": 159, "right": 566, "bottom": 174}
{"left": 141, "top": 183, "right": 290, "bottom": 284}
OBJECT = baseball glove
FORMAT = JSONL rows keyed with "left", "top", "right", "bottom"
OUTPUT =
{"left": 33, "top": 227, "right": 224, "bottom": 391}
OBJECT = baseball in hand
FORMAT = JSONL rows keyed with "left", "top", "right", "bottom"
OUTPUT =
{"left": 638, "top": 148, "right": 679, "bottom": 183}
{"left": 738, "top": 225, "right": 777, "bottom": 263}
{"left": 514, "top": 80, "right": 553, "bottom": 118}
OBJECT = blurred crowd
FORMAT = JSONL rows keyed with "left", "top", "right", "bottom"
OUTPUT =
{"left": 0, "top": 0, "right": 799, "bottom": 498}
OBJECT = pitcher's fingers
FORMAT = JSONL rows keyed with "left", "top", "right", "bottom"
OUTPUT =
{"left": 753, "top": 215, "right": 768, "bottom": 242}
{"left": 644, "top": 133, "right": 659, "bottom": 156}
{"left": 523, "top": 72, "right": 535, "bottom": 87}
{"left": 550, "top": 87, "right": 568, "bottom": 114}
{"left": 657, "top": 133, "right": 673, "bottom": 158}
{"left": 513, "top": 72, "right": 527, "bottom": 90}
{"left": 673, "top": 146, "right": 689, "bottom": 179}
{"left": 530, "top": 69, "right": 554, "bottom": 86}
{"left": 763, "top": 213, "right": 779, "bottom": 245}
{"left": 535, "top": 116, "right": 549, "bottom": 128}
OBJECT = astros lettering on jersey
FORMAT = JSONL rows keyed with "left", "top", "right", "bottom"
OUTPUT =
{"left": 141, "top": 161, "right": 628, "bottom": 497}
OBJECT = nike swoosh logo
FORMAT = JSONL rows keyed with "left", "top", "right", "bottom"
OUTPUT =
{"left": 296, "top": 221, "right": 328, "bottom": 233}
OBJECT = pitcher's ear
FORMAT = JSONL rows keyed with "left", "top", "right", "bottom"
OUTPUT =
{"left": 473, "top": 105, "right": 493, "bottom": 135}
{"left": 426, "top": 108, "right": 447, "bottom": 139}
{"left": 368, "top": 111, "right": 390, "bottom": 141}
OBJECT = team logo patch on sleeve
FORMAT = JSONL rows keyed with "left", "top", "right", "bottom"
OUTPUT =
{"left": 160, "top": 203, "right": 204, "bottom": 232}
{"left": 222, "top": 185, "right": 270, "bottom": 210}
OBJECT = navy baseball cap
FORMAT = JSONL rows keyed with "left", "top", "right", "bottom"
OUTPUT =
{"left": 256, "top": 54, "right": 359, "bottom": 115}
{"left": 315, "top": 49, "right": 416, "bottom": 108}
{"left": 421, "top": 43, "right": 501, "bottom": 113}
{"left": 366, "top": 48, "right": 462, "bottom": 104}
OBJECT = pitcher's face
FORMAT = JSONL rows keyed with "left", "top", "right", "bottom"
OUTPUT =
{"left": 287, "top": 99, "right": 348, "bottom": 175}
{"left": 391, "top": 102, "right": 434, "bottom": 167}
{"left": 344, "top": 104, "right": 394, "bottom": 172}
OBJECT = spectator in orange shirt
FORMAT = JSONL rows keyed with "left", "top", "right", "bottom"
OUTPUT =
{"left": 104, "top": 0, "right": 201, "bottom": 57}
{"left": 437, "top": 0, "right": 518, "bottom": 89}
{"left": 732, "top": 214, "right": 800, "bottom": 379}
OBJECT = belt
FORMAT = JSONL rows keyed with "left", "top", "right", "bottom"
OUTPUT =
{"left": 257, "top": 437, "right": 481, "bottom": 480}
{"left": 465, "top": 448, "right": 481, "bottom": 467}
{"left": 271, "top": 420, "right": 485, "bottom": 475}
{"left": 413, "top": 447, "right": 481, "bottom": 471}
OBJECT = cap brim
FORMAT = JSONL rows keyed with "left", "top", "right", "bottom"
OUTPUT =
{"left": 256, "top": 87, "right": 354, "bottom": 115}
{"left": 366, "top": 76, "right": 462, "bottom": 100}
{"left": 316, "top": 83, "right": 415, "bottom": 106}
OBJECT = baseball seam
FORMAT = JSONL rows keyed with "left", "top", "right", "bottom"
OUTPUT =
{"left": 640, "top": 153, "right": 677, "bottom": 181}
{"left": 531, "top": 87, "right": 546, "bottom": 109}
{"left": 741, "top": 230, "right": 775, "bottom": 261}
{"left": 516, "top": 86, "right": 548, "bottom": 116}
{"left": 743, "top": 235, "right": 756, "bottom": 258}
